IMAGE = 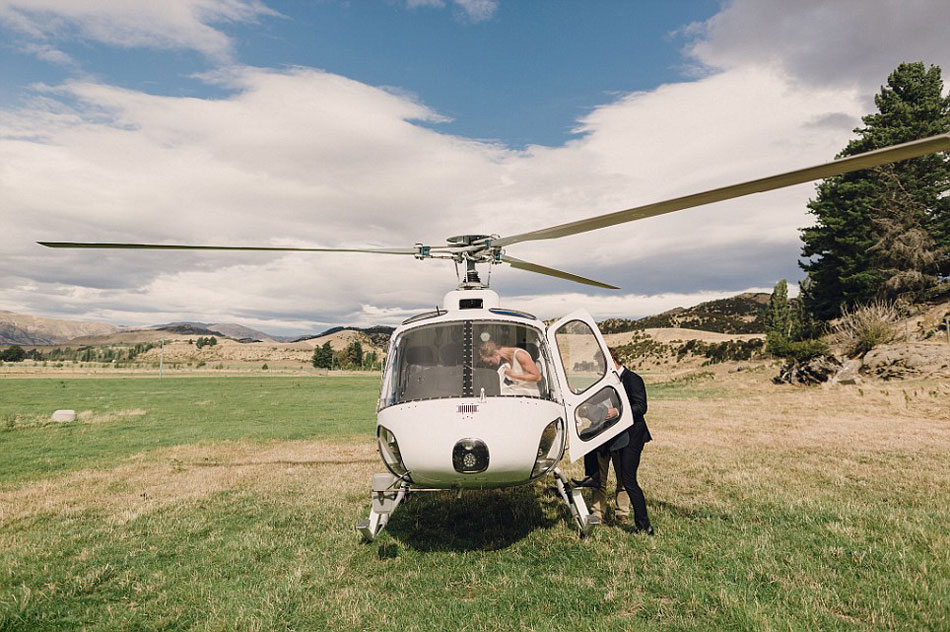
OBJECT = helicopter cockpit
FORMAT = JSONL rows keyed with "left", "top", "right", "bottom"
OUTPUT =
{"left": 380, "top": 320, "right": 556, "bottom": 408}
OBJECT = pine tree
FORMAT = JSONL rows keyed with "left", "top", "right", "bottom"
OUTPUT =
{"left": 348, "top": 340, "right": 364, "bottom": 369}
{"left": 871, "top": 167, "right": 944, "bottom": 301}
{"left": 765, "top": 279, "right": 791, "bottom": 341}
{"left": 311, "top": 341, "right": 333, "bottom": 369}
{"left": 800, "top": 62, "right": 950, "bottom": 320}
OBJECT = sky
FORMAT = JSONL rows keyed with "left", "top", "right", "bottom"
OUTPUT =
{"left": 1, "top": 0, "right": 949, "bottom": 336}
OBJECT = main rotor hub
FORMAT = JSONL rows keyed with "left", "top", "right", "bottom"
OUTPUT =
{"left": 443, "top": 235, "right": 501, "bottom": 289}
{"left": 446, "top": 234, "right": 491, "bottom": 247}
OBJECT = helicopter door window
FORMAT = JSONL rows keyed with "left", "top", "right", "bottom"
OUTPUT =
{"left": 574, "top": 386, "right": 623, "bottom": 442}
{"left": 553, "top": 320, "right": 607, "bottom": 395}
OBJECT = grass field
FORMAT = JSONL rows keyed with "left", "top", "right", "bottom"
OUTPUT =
{"left": 1, "top": 371, "right": 948, "bottom": 630}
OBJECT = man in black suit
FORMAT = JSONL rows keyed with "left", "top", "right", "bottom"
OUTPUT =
{"left": 574, "top": 355, "right": 653, "bottom": 534}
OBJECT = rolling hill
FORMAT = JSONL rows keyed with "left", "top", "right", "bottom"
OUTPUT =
{"left": 1, "top": 292, "right": 769, "bottom": 348}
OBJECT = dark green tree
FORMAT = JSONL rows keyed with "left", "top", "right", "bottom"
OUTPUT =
{"left": 311, "top": 341, "right": 333, "bottom": 369}
{"left": 0, "top": 345, "right": 26, "bottom": 362}
{"left": 765, "top": 279, "right": 828, "bottom": 360}
{"left": 800, "top": 62, "right": 950, "bottom": 320}
{"left": 765, "top": 279, "right": 791, "bottom": 342}
{"left": 340, "top": 339, "right": 364, "bottom": 369}
{"left": 363, "top": 349, "right": 379, "bottom": 370}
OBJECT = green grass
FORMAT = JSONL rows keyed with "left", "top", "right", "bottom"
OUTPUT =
{"left": 0, "top": 376, "right": 379, "bottom": 483}
{"left": 1, "top": 374, "right": 948, "bottom": 631}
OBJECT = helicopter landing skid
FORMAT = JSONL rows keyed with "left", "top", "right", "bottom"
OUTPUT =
{"left": 552, "top": 467, "right": 598, "bottom": 537}
{"left": 356, "top": 473, "right": 409, "bottom": 542}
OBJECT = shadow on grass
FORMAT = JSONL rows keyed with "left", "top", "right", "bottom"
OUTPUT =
{"left": 386, "top": 484, "right": 560, "bottom": 552}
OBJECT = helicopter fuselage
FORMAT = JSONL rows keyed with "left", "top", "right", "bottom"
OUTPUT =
{"left": 373, "top": 288, "right": 632, "bottom": 490}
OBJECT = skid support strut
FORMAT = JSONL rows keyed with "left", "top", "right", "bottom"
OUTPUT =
{"left": 356, "top": 473, "right": 409, "bottom": 542}
{"left": 552, "top": 467, "right": 598, "bottom": 537}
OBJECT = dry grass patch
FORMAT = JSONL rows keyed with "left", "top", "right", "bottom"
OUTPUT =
{"left": 76, "top": 408, "right": 148, "bottom": 424}
{"left": 0, "top": 441, "right": 378, "bottom": 528}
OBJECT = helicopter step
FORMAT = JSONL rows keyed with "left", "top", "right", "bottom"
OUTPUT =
{"left": 356, "top": 473, "right": 409, "bottom": 542}
{"left": 552, "top": 467, "right": 598, "bottom": 537}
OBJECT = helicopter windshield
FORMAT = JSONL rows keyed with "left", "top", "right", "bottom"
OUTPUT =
{"left": 380, "top": 320, "right": 554, "bottom": 408}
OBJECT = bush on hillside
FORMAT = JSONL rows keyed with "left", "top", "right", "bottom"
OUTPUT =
{"left": 766, "top": 337, "right": 829, "bottom": 362}
{"left": 830, "top": 300, "right": 903, "bottom": 356}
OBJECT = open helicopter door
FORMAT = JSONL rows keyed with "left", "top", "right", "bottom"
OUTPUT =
{"left": 546, "top": 310, "right": 633, "bottom": 461}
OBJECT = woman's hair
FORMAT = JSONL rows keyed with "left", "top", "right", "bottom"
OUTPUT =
{"left": 478, "top": 340, "right": 500, "bottom": 359}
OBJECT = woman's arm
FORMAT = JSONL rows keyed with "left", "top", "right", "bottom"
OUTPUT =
{"left": 505, "top": 348, "right": 541, "bottom": 383}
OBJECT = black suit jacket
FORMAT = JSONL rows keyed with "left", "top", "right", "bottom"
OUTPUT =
{"left": 605, "top": 367, "right": 651, "bottom": 452}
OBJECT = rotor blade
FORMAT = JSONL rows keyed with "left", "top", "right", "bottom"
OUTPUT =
{"left": 493, "top": 133, "right": 950, "bottom": 248}
{"left": 37, "top": 242, "right": 418, "bottom": 255}
{"left": 501, "top": 254, "right": 619, "bottom": 290}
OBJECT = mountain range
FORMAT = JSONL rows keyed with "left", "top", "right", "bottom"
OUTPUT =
{"left": 0, "top": 293, "right": 771, "bottom": 347}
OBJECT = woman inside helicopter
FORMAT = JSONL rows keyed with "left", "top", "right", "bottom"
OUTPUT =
{"left": 478, "top": 339, "right": 542, "bottom": 397}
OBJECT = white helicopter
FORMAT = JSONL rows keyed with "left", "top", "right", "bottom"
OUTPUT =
{"left": 40, "top": 133, "right": 950, "bottom": 541}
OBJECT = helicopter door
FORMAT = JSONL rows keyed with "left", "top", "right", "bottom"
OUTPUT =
{"left": 546, "top": 310, "right": 634, "bottom": 461}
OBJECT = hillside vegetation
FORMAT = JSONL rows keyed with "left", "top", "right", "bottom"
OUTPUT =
{"left": 599, "top": 293, "right": 769, "bottom": 335}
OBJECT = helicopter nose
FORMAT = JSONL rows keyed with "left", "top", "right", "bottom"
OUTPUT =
{"left": 452, "top": 438, "right": 489, "bottom": 473}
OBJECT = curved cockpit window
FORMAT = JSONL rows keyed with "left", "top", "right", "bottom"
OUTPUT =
{"left": 380, "top": 320, "right": 555, "bottom": 408}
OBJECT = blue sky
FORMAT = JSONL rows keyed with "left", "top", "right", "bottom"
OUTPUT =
{"left": 2, "top": 1, "right": 720, "bottom": 147}
{"left": 1, "top": 0, "right": 948, "bottom": 334}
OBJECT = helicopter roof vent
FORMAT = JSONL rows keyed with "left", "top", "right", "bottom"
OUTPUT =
{"left": 443, "top": 289, "right": 499, "bottom": 312}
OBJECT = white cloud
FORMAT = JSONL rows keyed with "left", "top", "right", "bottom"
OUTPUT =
{"left": 21, "top": 41, "right": 76, "bottom": 67}
{"left": 0, "top": 63, "right": 869, "bottom": 333}
{"left": 684, "top": 0, "right": 950, "bottom": 93}
{"left": 452, "top": 0, "right": 497, "bottom": 22}
{"left": 405, "top": 0, "right": 498, "bottom": 23}
{"left": 0, "top": 0, "right": 276, "bottom": 60}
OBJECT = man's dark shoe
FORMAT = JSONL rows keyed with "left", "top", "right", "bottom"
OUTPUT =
{"left": 570, "top": 476, "right": 599, "bottom": 488}
{"left": 636, "top": 526, "right": 655, "bottom": 536}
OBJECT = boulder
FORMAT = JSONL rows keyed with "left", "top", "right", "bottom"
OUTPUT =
{"left": 830, "top": 358, "right": 864, "bottom": 386}
{"left": 863, "top": 343, "right": 950, "bottom": 380}
{"left": 51, "top": 409, "right": 76, "bottom": 422}
{"left": 772, "top": 355, "right": 842, "bottom": 385}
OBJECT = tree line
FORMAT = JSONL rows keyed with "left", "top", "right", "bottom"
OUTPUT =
{"left": 311, "top": 338, "right": 381, "bottom": 370}
{"left": 0, "top": 342, "right": 156, "bottom": 363}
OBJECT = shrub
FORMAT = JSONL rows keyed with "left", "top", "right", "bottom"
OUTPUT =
{"left": 0, "top": 345, "right": 26, "bottom": 362}
{"left": 312, "top": 342, "right": 333, "bottom": 369}
{"left": 767, "top": 337, "right": 829, "bottom": 362}
{"left": 831, "top": 300, "right": 903, "bottom": 356}
{"left": 674, "top": 338, "right": 765, "bottom": 365}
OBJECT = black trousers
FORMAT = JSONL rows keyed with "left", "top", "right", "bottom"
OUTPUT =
{"left": 584, "top": 433, "right": 651, "bottom": 530}
{"left": 615, "top": 439, "right": 650, "bottom": 530}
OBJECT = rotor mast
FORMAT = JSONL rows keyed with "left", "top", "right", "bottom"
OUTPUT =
{"left": 442, "top": 234, "right": 499, "bottom": 290}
